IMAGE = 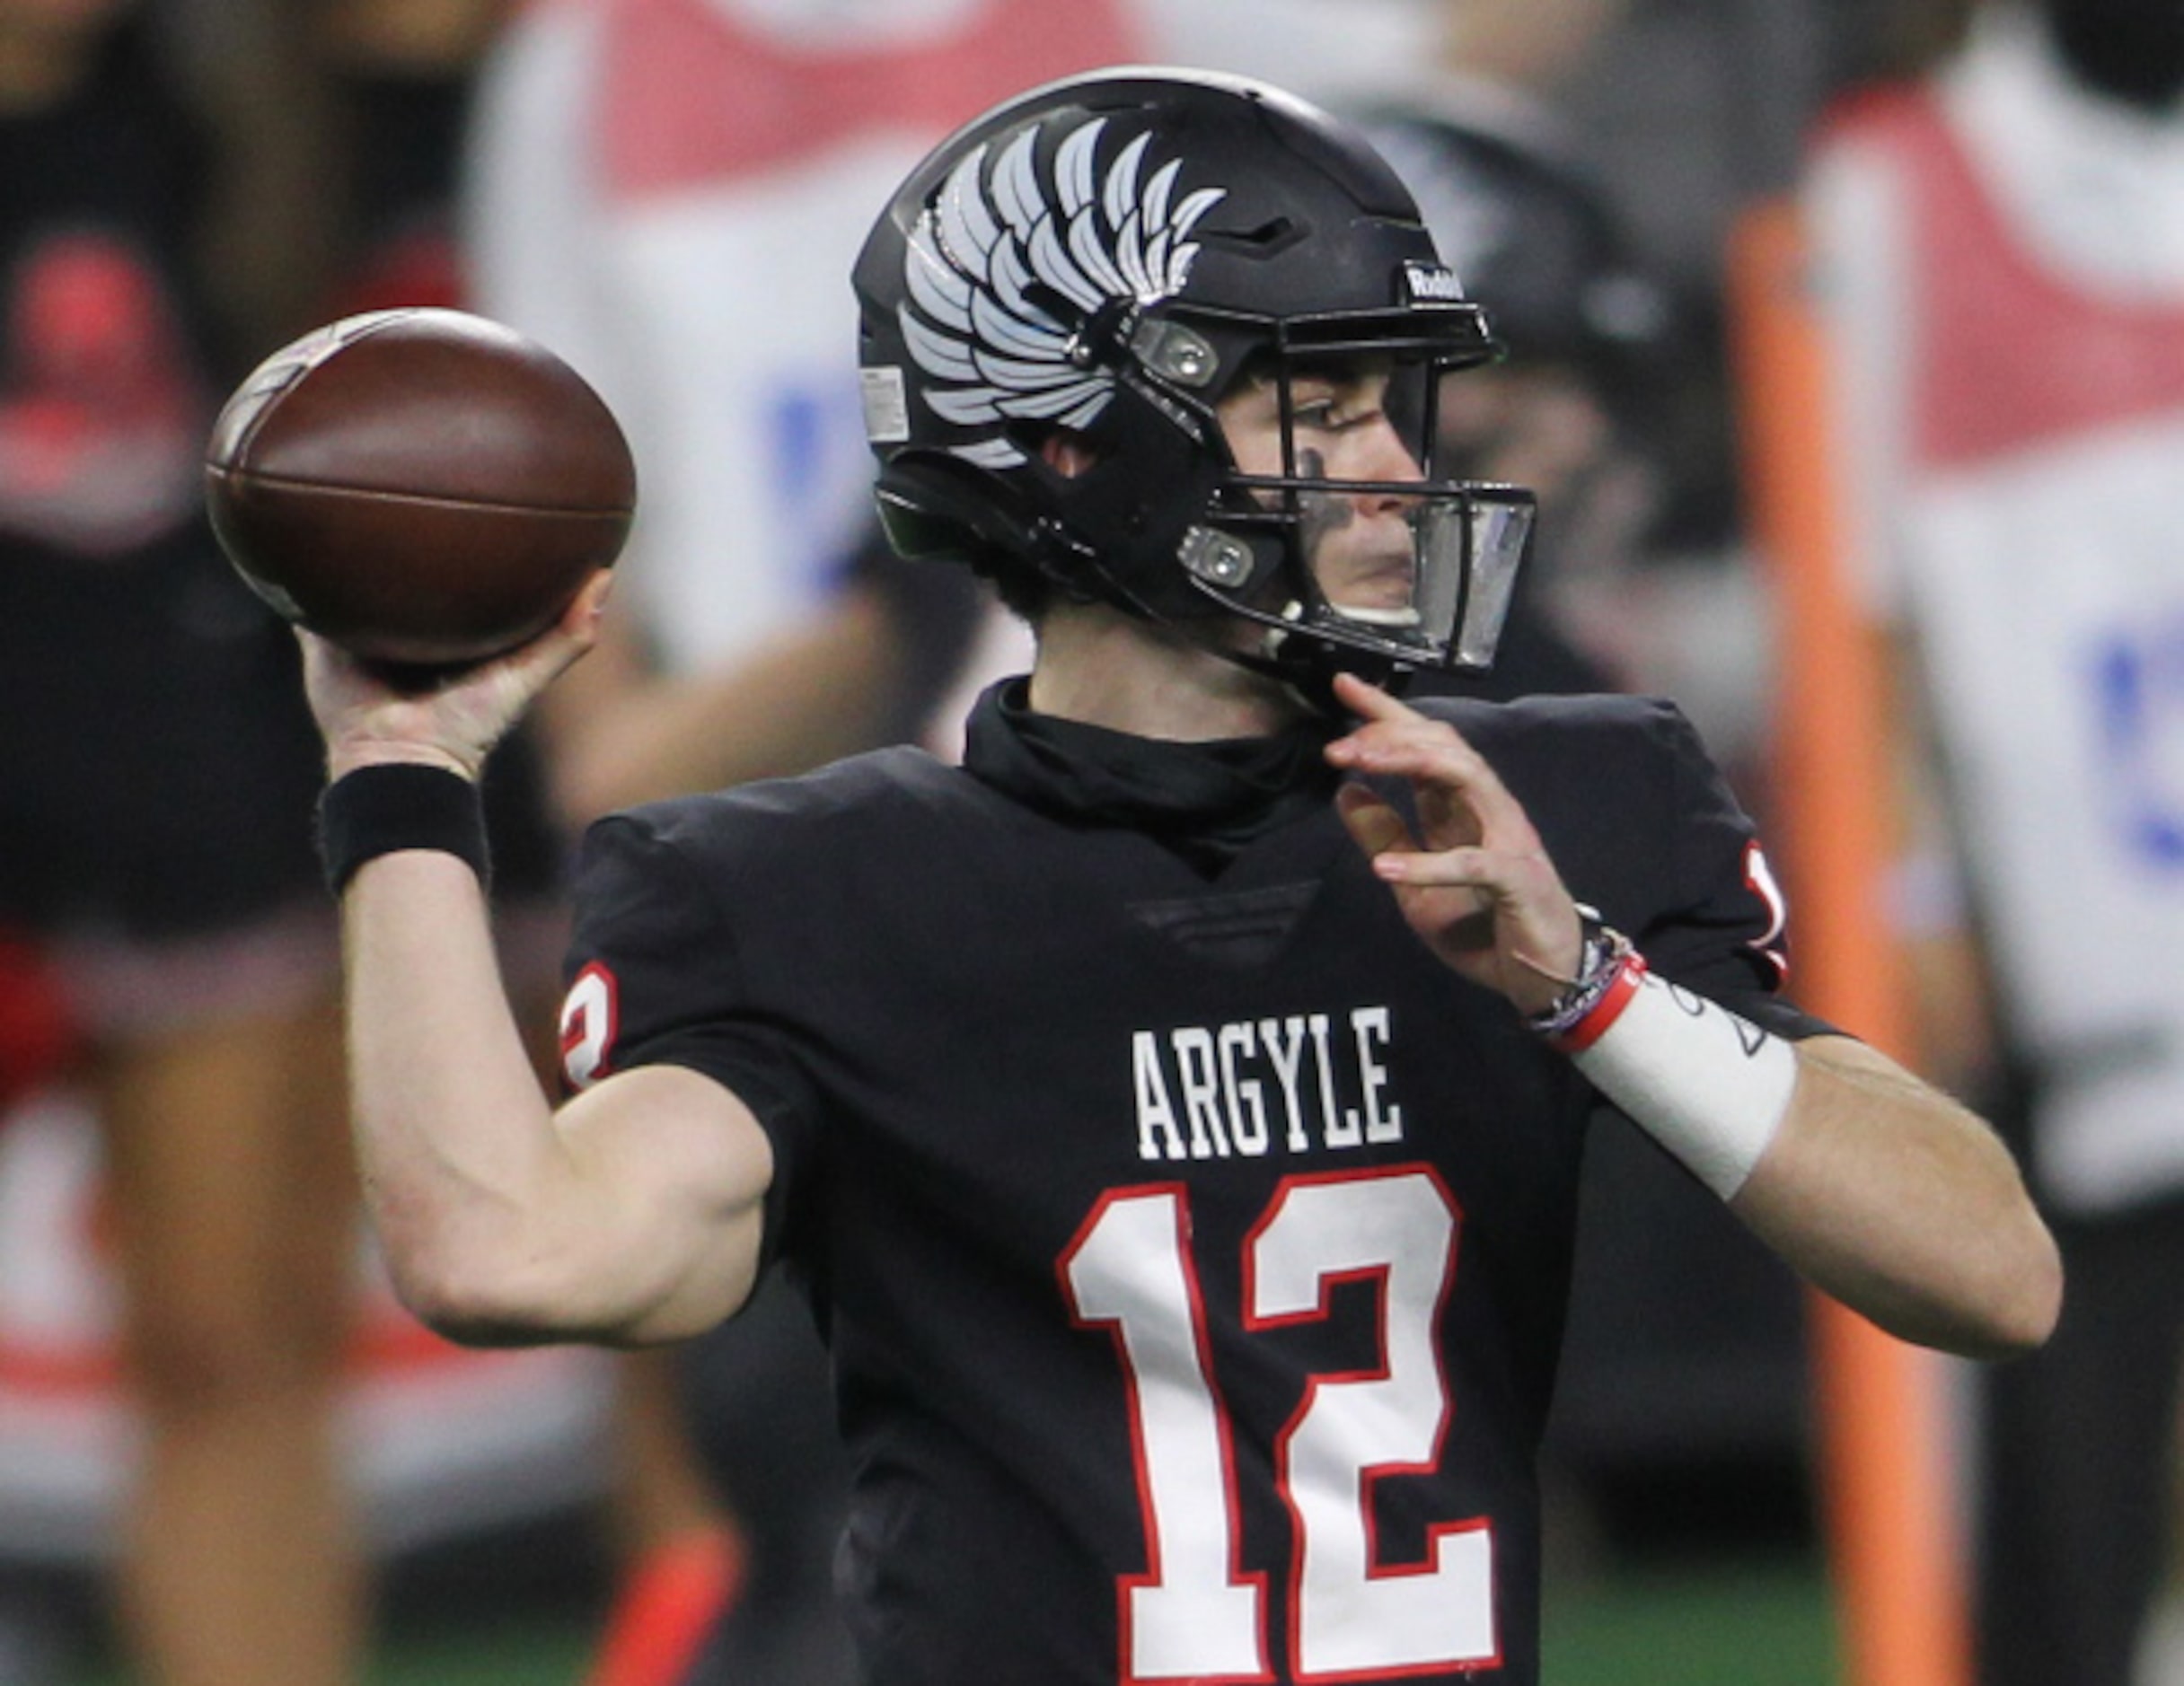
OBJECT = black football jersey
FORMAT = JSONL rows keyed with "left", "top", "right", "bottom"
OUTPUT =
{"left": 560, "top": 686, "right": 1828, "bottom": 1686}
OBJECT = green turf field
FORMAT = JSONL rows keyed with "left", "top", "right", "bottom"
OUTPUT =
{"left": 339, "top": 1555, "right": 1840, "bottom": 1685}
{"left": 57, "top": 1541, "right": 1839, "bottom": 1684}
{"left": 1543, "top": 1555, "right": 1839, "bottom": 1683}
{"left": 318, "top": 1553, "right": 1845, "bottom": 1686}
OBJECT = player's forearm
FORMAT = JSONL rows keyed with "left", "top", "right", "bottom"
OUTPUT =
{"left": 340, "top": 848, "right": 588, "bottom": 1342}
{"left": 1730, "top": 1035, "right": 2061, "bottom": 1359}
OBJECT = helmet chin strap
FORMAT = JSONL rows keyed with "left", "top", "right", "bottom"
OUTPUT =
{"left": 1073, "top": 522, "right": 1425, "bottom": 717}
{"left": 1209, "top": 612, "right": 1421, "bottom": 716}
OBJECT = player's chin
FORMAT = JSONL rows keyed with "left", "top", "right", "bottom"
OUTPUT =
{"left": 1328, "top": 587, "right": 1420, "bottom": 627}
{"left": 1322, "top": 557, "right": 1416, "bottom": 613}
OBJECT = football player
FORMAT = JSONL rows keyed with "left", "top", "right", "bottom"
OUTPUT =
{"left": 298, "top": 68, "right": 2058, "bottom": 1684}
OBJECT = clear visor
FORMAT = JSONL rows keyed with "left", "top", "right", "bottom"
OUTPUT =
{"left": 1183, "top": 347, "right": 1537, "bottom": 674}
{"left": 1294, "top": 483, "right": 1534, "bottom": 670}
{"left": 1190, "top": 479, "right": 1536, "bottom": 673}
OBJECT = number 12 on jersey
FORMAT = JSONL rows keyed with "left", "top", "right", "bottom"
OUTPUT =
{"left": 1061, "top": 1165, "right": 1500, "bottom": 1682}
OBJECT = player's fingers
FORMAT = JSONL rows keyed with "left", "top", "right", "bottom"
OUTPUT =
{"left": 1378, "top": 836, "right": 1576, "bottom": 933}
{"left": 295, "top": 624, "right": 335, "bottom": 680}
{"left": 1329, "top": 715, "right": 1531, "bottom": 846}
{"left": 566, "top": 566, "right": 616, "bottom": 631}
{"left": 494, "top": 568, "right": 615, "bottom": 689}
{"left": 1371, "top": 839, "right": 1552, "bottom": 897}
{"left": 1326, "top": 714, "right": 1452, "bottom": 780}
{"left": 1325, "top": 686, "right": 1440, "bottom": 771}
{"left": 1334, "top": 781, "right": 1415, "bottom": 860}
{"left": 1331, "top": 670, "right": 1423, "bottom": 724}
{"left": 1326, "top": 675, "right": 1484, "bottom": 776}
{"left": 295, "top": 626, "right": 384, "bottom": 719}
{"left": 1330, "top": 677, "right": 1519, "bottom": 797}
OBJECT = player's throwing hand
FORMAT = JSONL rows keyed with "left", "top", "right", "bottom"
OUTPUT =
{"left": 1325, "top": 670, "right": 1584, "bottom": 1015}
{"left": 300, "top": 567, "right": 614, "bottom": 783}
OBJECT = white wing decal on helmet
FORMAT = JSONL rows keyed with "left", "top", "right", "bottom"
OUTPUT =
{"left": 900, "top": 116, "right": 1225, "bottom": 469}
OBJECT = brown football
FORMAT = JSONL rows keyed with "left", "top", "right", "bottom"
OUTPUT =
{"left": 204, "top": 307, "right": 636, "bottom": 667}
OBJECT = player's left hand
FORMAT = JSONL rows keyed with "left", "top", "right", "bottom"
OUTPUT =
{"left": 1325, "top": 671, "right": 1583, "bottom": 1016}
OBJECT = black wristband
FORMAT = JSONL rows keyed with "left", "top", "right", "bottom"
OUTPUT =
{"left": 316, "top": 764, "right": 490, "bottom": 896}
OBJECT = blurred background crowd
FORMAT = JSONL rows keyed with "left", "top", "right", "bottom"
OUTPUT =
{"left": 5, "top": 0, "right": 2184, "bottom": 1682}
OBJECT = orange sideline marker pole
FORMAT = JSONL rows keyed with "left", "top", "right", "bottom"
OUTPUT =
{"left": 1722, "top": 198, "right": 1971, "bottom": 1686}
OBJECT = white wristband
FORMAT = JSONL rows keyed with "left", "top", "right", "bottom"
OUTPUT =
{"left": 1570, "top": 970, "right": 1799, "bottom": 1199}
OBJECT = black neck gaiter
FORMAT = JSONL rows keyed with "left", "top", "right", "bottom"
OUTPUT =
{"left": 962, "top": 679, "right": 1339, "bottom": 874}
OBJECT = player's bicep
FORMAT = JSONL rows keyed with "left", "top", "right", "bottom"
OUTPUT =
{"left": 550, "top": 1062, "right": 777, "bottom": 1344}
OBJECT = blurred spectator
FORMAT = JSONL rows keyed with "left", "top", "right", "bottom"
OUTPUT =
{"left": 314, "top": 0, "right": 513, "bottom": 315}
{"left": 1139, "top": 0, "right": 1452, "bottom": 106}
{"left": 1505, "top": 1, "right": 1977, "bottom": 767}
{"left": 154, "top": 0, "right": 509, "bottom": 354}
{"left": 1804, "top": 1, "right": 2184, "bottom": 1680}
{"left": 0, "top": 4, "right": 363, "bottom": 1682}
{"left": 3, "top": 3, "right": 622, "bottom": 1682}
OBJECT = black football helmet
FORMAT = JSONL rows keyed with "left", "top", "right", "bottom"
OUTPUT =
{"left": 852, "top": 66, "right": 1536, "bottom": 691}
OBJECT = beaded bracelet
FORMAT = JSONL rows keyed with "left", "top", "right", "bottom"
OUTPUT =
{"left": 1526, "top": 909, "right": 1644, "bottom": 1051}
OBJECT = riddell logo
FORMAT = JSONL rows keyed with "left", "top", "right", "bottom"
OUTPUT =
{"left": 1403, "top": 261, "right": 1465, "bottom": 304}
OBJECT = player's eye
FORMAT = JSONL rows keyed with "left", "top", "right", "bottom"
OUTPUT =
{"left": 1296, "top": 402, "right": 1387, "bottom": 442}
{"left": 1294, "top": 391, "right": 1376, "bottom": 430}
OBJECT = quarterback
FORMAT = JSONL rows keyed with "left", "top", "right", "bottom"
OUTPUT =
{"left": 302, "top": 70, "right": 2058, "bottom": 1684}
